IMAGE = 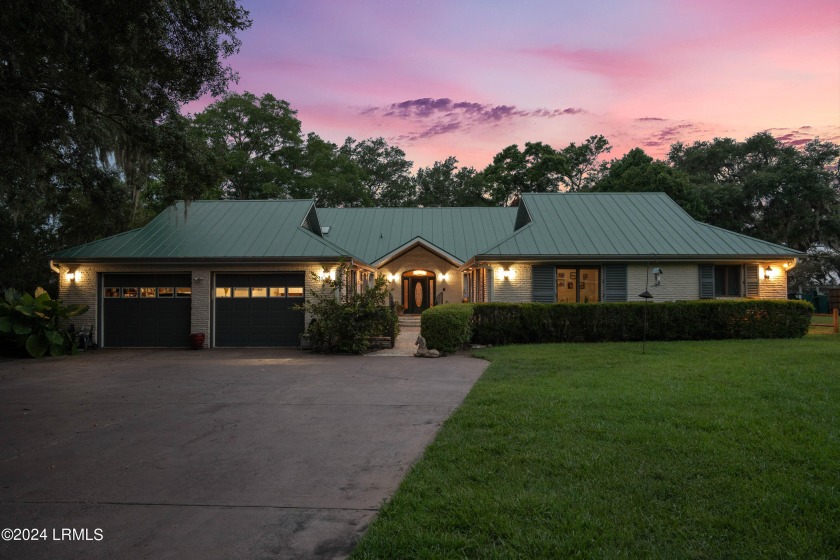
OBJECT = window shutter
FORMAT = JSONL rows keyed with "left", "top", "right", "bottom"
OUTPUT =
{"left": 699, "top": 265, "right": 715, "bottom": 299}
{"left": 603, "top": 265, "right": 627, "bottom": 302}
{"left": 745, "top": 264, "right": 759, "bottom": 298}
{"left": 532, "top": 266, "right": 556, "bottom": 302}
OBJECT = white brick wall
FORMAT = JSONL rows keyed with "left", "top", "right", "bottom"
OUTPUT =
{"left": 378, "top": 246, "right": 462, "bottom": 306}
{"left": 628, "top": 263, "right": 699, "bottom": 302}
{"left": 488, "top": 262, "right": 532, "bottom": 302}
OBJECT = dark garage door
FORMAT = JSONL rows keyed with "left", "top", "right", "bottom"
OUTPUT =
{"left": 102, "top": 273, "right": 192, "bottom": 347}
{"left": 215, "top": 273, "right": 305, "bottom": 347}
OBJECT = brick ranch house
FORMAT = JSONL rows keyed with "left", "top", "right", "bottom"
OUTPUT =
{"left": 52, "top": 193, "right": 802, "bottom": 348}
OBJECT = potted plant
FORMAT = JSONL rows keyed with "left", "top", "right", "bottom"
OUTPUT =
{"left": 190, "top": 332, "right": 205, "bottom": 350}
{"left": 394, "top": 304, "right": 405, "bottom": 316}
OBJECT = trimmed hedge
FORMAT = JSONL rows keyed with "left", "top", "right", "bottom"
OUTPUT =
{"left": 421, "top": 300, "right": 812, "bottom": 349}
{"left": 420, "top": 304, "right": 475, "bottom": 352}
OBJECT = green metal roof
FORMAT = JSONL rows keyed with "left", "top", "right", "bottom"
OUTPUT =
{"left": 480, "top": 193, "right": 803, "bottom": 259}
{"left": 52, "top": 194, "right": 802, "bottom": 264}
{"left": 315, "top": 207, "right": 518, "bottom": 264}
{"left": 53, "top": 200, "right": 351, "bottom": 261}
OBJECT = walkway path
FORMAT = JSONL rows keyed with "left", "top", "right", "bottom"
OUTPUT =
{"left": 368, "top": 325, "right": 420, "bottom": 356}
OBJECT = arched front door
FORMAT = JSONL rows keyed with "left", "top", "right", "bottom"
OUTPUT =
{"left": 402, "top": 270, "right": 436, "bottom": 314}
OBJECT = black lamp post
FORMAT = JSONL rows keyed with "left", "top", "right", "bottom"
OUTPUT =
{"left": 639, "top": 254, "right": 659, "bottom": 354}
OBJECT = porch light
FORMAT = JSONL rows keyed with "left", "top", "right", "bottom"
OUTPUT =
{"left": 764, "top": 266, "right": 773, "bottom": 280}
{"left": 438, "top": 273, "right": 449, "bottom": 282}
{"left": 386, "top": 273, "right": 398, "bottom": 283}
{"left": 496, "top": 267, "right": 516, "bottom": 280}
{"left": 318, "top": 269, "right": 336, "bottom": 281}
{"left": 64, "top": 270, "right": 79, "bottom": 283}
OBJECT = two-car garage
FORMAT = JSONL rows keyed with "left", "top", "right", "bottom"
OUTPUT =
{"left": 101, "top": 272, "right": 305, "bottom": 348}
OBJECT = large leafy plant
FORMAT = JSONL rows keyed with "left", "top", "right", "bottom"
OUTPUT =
{"left": 297, "top": 262, "right": 398, "bottom": 354}
{"left": 0, "top": 288, "right": 89, "bottom": 358}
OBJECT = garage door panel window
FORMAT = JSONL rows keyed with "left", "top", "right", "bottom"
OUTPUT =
{"left": 102, "top": 273, "right": 191, "bottom": 347}
{"left": 215, "top": 273, "right": 305, "bottom": 347}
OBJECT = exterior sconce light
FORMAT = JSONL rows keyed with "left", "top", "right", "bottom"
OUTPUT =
{"left": 438, "top": 273, "right": 449, "bottom": 282}
{"left": 652, "top": 267, "right": 663, "bottom": 287}
{"left": 386, "top": 273, "right": 398, "bottom": 283}
{"left": 318, "top": 269, "right": 336, "bottom": 281}
{"left": 65, "top": 271, "right": 77, "bottom": 283}
{"left": 764, "top": 266, "right": 773, "bottom": 280}
{"left": 496, "top": 267, "right": 516, "bottom": 280}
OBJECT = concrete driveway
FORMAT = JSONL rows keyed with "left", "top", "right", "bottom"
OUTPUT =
{"left": 0, "top": 349, "right": 486, "bottom": 559}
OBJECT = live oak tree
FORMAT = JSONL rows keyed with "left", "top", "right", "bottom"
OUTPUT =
{"left": 342, "top": 137, "right": 416, "bottom": 207}
{"left": 560, "top": 134, "right": 612, "bottom": 192}
{"left": 193, "top": 92, "right": 303, "bottom": 200}
{"left": 0, "top": 0, "right": 251, "bottom": 292}
{"left": 669, "top": 133, "right": 840, "bottom": 252}
{"left": 483, "top": 142, "right": 569, "bottom": 206}
{"left": 592, "top": 147, "right": 708, "bottom": 220}
{"left": 415, "top": 157, "right": 493, "bottom": 207}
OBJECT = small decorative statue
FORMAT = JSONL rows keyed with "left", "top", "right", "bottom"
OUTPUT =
{"left": 414, "top": 334, "right": 439, "bottom": 358}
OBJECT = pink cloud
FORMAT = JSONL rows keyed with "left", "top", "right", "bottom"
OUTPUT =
{"left": 360, "top": 98, "right": 586, "bottom": 143}
{"left": 522, "top": 46, "right": 656, "bottom": 82}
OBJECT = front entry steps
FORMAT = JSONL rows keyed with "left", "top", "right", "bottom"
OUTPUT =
{"left": 399, "top": 314, "right": 421, "bottom": 328}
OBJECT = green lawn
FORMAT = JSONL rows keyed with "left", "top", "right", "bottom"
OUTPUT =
{"left": 351, "top": 335, "right": 840, "bottom": 559}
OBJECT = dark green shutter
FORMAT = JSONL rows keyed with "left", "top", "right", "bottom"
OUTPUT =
{"left": 603, "top": 265, "right": 628, "bottom": 302}
{"left": 745, "top": 264, "right": 759, "bottom": 297}
{"left": 532, "top": 265, "right": 556, "bottom": 302}
{"left": 699, "top": 265, "right": 715, "bottom": 299}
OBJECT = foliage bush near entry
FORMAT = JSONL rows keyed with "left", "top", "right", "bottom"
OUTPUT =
{"left": 421, "top": 300, "right": 812, "bottom": 348}
{"left": 297, "top": 264, "right": 398, "bottom": 354}
{"left": 0, "top": 288, "right": 89, "bottom": 358}
{"left": 420, "top": 304, "right": 475, "bottom": 352}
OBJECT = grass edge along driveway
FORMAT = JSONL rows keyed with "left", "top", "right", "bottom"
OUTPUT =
{"left": 351, "top": 334, "right": 839, "bottom": 559}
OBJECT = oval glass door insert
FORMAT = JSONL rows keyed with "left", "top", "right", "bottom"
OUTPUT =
{"left": 414, "top": 282, "right": 423, "bottom": 307}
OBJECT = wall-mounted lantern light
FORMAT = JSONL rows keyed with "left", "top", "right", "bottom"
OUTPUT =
{"left": 764, "top": 266, "right": 773, "bottom": 280}
{"left": 64, "top": 270, "right": 79, "bottom": 283}
{"left": 496, "top": 266, "right": 516, "bottom": 280}
{"left": 438, "top": 272, "right": 450, "bottom": 282}
{"left": 386, "top": 273, "right": 398, "bottom": 283}
{"left": 318, "top": 268, "right": 336, "bottom": 281}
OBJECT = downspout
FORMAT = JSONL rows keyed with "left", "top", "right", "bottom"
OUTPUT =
{"left": 49, "top": 260, "right": 61, "bottom": 274}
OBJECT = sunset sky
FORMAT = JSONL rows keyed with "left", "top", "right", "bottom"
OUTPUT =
{"left": 192, "top": 0, "right": 840, "bottom": 170}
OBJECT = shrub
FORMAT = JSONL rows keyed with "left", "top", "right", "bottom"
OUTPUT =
{"left": 0, "top": 287, "right": 90, "bottom": 358}
{"left": 469, "top": 299, "right": 812, "bottom": 346}
{"left": 421, "top": 304, "right": 474, "bottom": 352}
{"left": 297, "top": 263, "right": 398, "bottom": 354}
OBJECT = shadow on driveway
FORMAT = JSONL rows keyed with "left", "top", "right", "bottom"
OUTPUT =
{"left": 0, "top": 348, "right": 487, "bottom": 559}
